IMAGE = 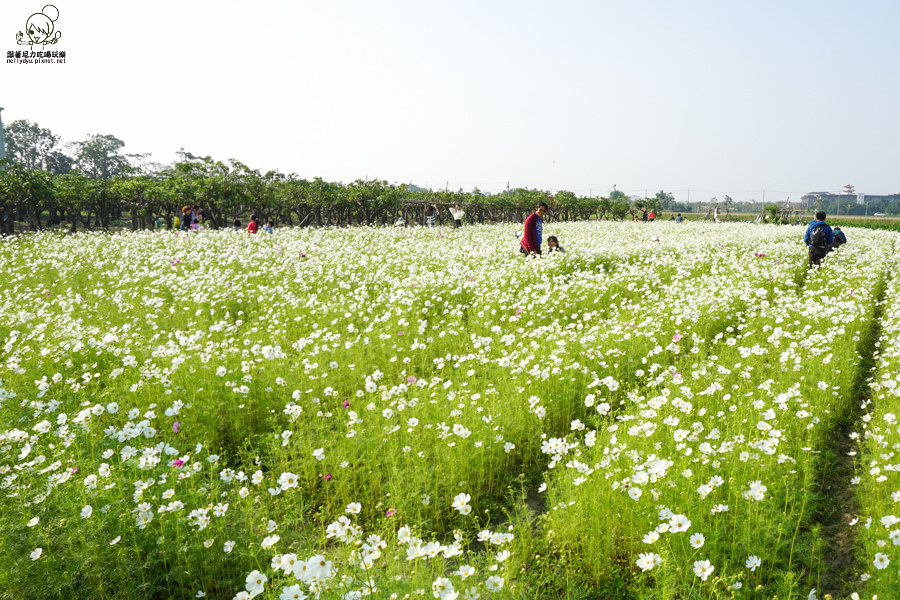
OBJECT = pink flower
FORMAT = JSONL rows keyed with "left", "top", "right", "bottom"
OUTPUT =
{"left": 406, "top": 376, "right": 417, "bottom": 385}
{"left": 172, "top": 460, "right": 184, "bottom": 467}
{"left": 386, "top": 509, "right": 397, "bottom": 517}
{"left": 342, "top": 400, "right": 351, "bottom": 408}
{"left": 397, "top": 331, "right": 405, "bottom": 336}
{"left": 172, "top": 421, "right": 180, "bottom": 434}
{"left": 323, "top": 474, "right": 332, "bottom": 481}
{"left": 71, "top": 467, "right": 79, "bottom": 473}
{"left": 673, "top": 333, "right": 682, "bottom": 343}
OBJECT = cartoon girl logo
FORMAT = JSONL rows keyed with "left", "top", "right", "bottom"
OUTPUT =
{"left": 17, "top": 5, "right": 61, "bottom": 48}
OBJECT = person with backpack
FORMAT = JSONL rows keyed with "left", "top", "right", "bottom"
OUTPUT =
{"left": 832, "top": 226, "right": 847, "bottom": 248}
{"left": 804, "top": 211, "right": 834, "bottom": 267}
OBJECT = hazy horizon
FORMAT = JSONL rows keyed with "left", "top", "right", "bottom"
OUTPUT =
{"left": 3, "top": 0, "right": 899, "bottom": 204}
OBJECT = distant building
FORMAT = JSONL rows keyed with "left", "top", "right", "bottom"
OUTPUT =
{"left": 801, "top": 191, "right": 900, "bottom": 205}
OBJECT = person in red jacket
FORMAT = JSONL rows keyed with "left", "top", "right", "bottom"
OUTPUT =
{"left": 520, "top": 202, "right": 548, "bottom": 255}
{"left": 247, "top": 214, "right": 260, "bottom": 234}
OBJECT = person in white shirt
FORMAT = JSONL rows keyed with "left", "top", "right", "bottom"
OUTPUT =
{"left": 449, "top": 204, "right": 465, "bottom": 228}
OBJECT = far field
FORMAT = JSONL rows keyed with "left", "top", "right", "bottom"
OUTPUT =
{"left": 0, "top": 221, "right": 898, "bottom": 600}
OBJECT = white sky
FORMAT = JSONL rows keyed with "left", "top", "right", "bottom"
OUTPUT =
{"left": 2, "top": 0, "right": 899, "bottom": 203}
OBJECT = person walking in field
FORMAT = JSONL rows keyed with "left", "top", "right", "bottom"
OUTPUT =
{"left": 804, "top": 211, "right": 833, "bottom": 267}
{"left": 247, "top": 214, "right": 260, "bottom": 234}
{"left": 520, "top": 202, "right": 548, "bottom": 255}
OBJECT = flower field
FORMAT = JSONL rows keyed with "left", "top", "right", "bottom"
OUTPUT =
{"left": 0, "top": 221, "right": 896, "bottom": 600}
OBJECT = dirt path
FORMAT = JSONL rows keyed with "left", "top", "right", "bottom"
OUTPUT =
{"left": 811, "top": 272, "right": 889, "bottom": 596}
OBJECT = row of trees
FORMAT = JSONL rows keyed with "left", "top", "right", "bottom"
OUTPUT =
{"left": 1, "top": 119, "right": 681, "bottom": 234}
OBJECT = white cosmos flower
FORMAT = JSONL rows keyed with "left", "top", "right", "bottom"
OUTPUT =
{"left": 454, "top": 564, "right": 476, "bottom": 579}
{"left": 452, "top": 493, "right": 472, "bottom": 511}
{"left": 346, "top": 502, "right": 361, "bottom": 514}
{"left": 689, "top": 533, "right": 705, "bottom": 549}
{"left": 484, "top": 576, "right": 504, "bottom": 592}
{"left": 874, "top": 553, "right": 890, "bottom": 570}
{"left": 30, "top": 548, "right": 43, "bottom": 561}
{"left": 746, "top": 555, "right": 761, "bottom": 571}
{"left": 669, "top": 514, "right": 691, "bottom": 533}
{"left": 81, "top": 505, "right": 93, "bottom": 519}
{"left": 635, "top": 552, "right": 662, "bottom": 571}
{"left": 277, "top": 472, "right": 298, "bottom": 489}
{"left": 431, "top": 576, "right": 454, "bottom": 598}
{"left": 279, "top": 584, "right": 306, "bottom": 600}
{"left": 642, "top": 530, "right": 659, "bottom": 544}
{"left": 693, "top": 559, "right": 714, "bottom": 581}
{"left": 245, "top": 570, "right": 267, "bottom": 597}
{"left": 261, "top": 535, "right": 280, "bottom": 549}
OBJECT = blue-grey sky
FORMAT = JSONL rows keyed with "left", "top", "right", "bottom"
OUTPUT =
{"left": 2, "top": 0, "right": 898, "bottom": 203}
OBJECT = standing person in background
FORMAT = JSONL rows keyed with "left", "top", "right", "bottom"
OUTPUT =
{"left": 425, "top": 204, "right": 438, "bottom": 227}
{"left": 264, "top": 220, "right": 274, "bottom": 234}
{"left": 648, "top": 210, "right": 656, "bottom": 221}
{"left": 675, "top": 213, "right": 684, "bottom": 223}
{"left": 520, "top": 202, "right": 548, "bottom": 255}
{"left": 450, "top": 204, "right": 465, "bottom": 228}
{"left": 247, "top": 214, "right": 260, "bottom": 234}
{"left": 804, "top": 211, "right": 833, "bottom": 267}
{"left": 233, "top": 219, "right": 242, "bottom": 231}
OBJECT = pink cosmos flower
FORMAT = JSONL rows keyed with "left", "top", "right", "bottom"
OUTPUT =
{"left": 172, "top": 460, "right": 184, "bottom": 467}
{"left": 673, "top": 333, "right": 682, "bottom": 343}
{"left": 342, "top": 400, "right": 351, "bottom": 408}
{"left": 407, "top": 376, "right": 417, "bottom": 384}
{"left": 386, "top": 509, "right": 397, "bottom": 517}
{"left": 323, "top": 474, "right": 332, "bottom": 481}
{"left": 173, "top": 421, "right": 180, "bottom": 434}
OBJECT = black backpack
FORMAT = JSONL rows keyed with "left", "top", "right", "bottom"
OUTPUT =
{"left": 809, "top": 224, "right": 828, "bottom": 249}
